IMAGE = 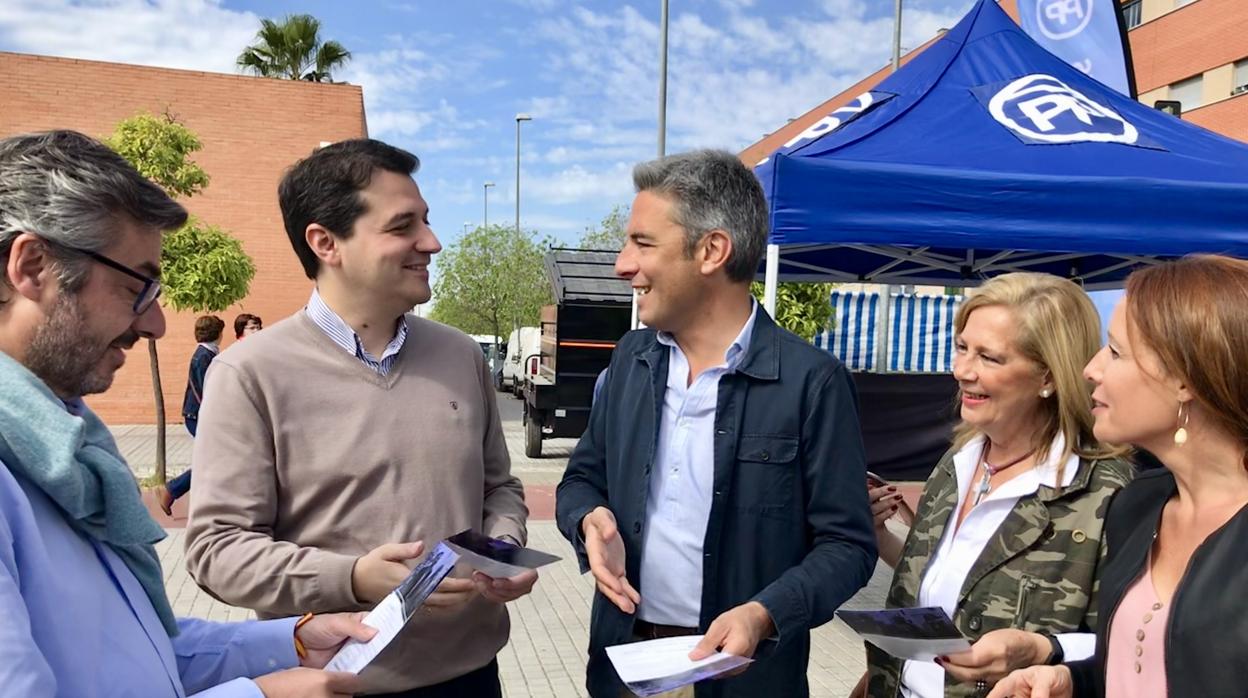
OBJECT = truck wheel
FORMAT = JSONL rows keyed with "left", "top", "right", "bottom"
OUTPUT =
{"left": 525, "top": 411, "right": 543, "bottom": 458}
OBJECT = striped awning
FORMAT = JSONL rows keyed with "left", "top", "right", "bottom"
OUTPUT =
{"left": 815, "top": 290, "right": 962, "bottom": 373}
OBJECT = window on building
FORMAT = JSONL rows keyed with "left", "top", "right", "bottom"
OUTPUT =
{"left": 1169, "top": 74, "right": 1204, "bottom": 111}
{"left": 1123, "top": 1, "right": 1142, "bottom": 28}
{"left": 1234, "top": 60, "right": 1248, "bottom": 96}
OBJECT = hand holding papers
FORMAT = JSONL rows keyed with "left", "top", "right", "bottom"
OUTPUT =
{"left": 606, "top": 636, "right": 753, "bottom": 697}
{"left": 325, "top": 543, "right": 459, "bottom": 674}
{"left": 445, "top": 529, "right": 561, "bottom": 578}
{"left": 325, "top": 531, "right": 561, "bottom": 674}
{"left": 836, "top": 607, "right": 971, "bottom": 661}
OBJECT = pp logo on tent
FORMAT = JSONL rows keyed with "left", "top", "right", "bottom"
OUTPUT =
{"left": 753, "top": 91, "right": 894, "bottom": 168}
{"left": 1036, "top": 0, "right": 1094, "bottom": 40}
{"left": 986, "top": 74, "right": 1138, "bottom": 145}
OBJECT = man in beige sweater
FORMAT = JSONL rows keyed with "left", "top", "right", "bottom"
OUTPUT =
{"left": 184, "top": 139, "right": 531, "bottom": 697}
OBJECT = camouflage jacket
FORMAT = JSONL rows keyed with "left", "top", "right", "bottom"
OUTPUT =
{"left": 865, "top": 446, "right": 1132, "bottom": 698}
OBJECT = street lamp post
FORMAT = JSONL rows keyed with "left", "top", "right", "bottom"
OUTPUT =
{"left": 892, "top": 0, "right": 903, "bottom": 72}
{"left": 658, "top": 0, "right": 668, "bottom": 157}
{"left": 483, "top": 181, "right": 495, "bottom": 228}
{"left": 515, "top": 113, "right": 532, "bottom": 234}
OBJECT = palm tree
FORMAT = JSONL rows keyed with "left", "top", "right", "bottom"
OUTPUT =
{"left": 236, "top": 14, "right": 351, "bottom": 82}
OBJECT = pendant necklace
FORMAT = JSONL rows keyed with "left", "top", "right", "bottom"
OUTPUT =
{"left": 972, "top": 442, "right": 1035, "bottom": 507}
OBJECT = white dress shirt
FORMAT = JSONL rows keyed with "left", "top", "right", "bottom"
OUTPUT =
{"left": 636, "top": 302, "right": 757, "bottom": 627}
{"left": 899, "top": 434, "right": 1095, "bottom": 698}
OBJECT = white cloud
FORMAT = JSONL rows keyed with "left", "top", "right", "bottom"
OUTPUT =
{"left": 524, "top": 0, "right": 971, "bottom": 161}
{"left": 340, "top": 48, "right": 448, "bottom": 99}
{"left": 523, "top": 162, "right": 635, "bottom": 207}
{"left": 0, "top": 0, "right": 258, "bottom": 73}
{"left": 503, "top": 0, "right": 560, "bottom": 11}
{"left": 818, "top": 0, "right": 870, "bottom": 20}
{"left": 521, "top": 212, "right": 595, "bottom": 240}
{"left": 338, "top": 41, "right": 494, "bottom": 153}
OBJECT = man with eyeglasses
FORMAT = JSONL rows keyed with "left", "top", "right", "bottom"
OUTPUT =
{"left": 0, "top": 130, "right": 373, "bottom": 697}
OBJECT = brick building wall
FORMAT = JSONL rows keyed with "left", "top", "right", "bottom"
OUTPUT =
{"left": 1127, "top": 0, "right": 1248, "bottom": 140}
{"left": 0, "top": 51, "right": 368, "bottom": 423}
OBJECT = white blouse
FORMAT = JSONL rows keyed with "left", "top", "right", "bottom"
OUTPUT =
{"left": 899, "top": 434, "right": 1095, "bottom": 698}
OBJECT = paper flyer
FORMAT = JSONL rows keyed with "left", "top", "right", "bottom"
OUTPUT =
{"left": 324, "top": 542, "right": 460, "bottom": 673}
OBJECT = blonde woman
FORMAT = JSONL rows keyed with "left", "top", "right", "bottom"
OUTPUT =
{"left": 863, "top": 273, "right": 1132, "bottom": 697}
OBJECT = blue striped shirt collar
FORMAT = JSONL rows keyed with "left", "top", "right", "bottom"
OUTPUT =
{"left": 305, "top": 288, "right": 409, "bottom": 375}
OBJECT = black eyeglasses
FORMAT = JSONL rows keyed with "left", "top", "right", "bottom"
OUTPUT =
{"left": 71, "top": 247, "right": 162, "bottom": 315}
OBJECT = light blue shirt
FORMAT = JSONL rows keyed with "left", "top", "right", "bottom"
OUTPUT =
{"left": 0, "top": 454, "right": 299, "bottom": 696}
{"left": 637, "top": 301, "right": 758, "bottom": 627}
{"left": 306, "top": 288, "right": 409, "bottom": 376}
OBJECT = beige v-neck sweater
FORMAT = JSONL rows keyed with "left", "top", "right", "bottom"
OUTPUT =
{"left": 184, "top": 311, "right": 527, "bottom": 693}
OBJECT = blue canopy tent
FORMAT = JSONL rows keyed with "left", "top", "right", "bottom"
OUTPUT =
{"left": 754, "top": 0, "right": 1248, "bottom": 303}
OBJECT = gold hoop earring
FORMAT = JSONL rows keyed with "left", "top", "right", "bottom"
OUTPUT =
{"left": 1174, "top": 401, "right": 1190, "bottom": 446}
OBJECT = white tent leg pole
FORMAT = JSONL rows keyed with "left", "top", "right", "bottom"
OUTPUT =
{"left": 631, "top": 289, "right": 641, "bottom": 330}
{"left": 875, "top": 284, "right": 895, "bottom": 373}
{"left": 764, "top": 244, "right": 779, "bottom": 316}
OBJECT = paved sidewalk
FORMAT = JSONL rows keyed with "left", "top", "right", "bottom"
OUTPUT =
{"left": 159, "top": 522, "right": 894, "bottom": 698}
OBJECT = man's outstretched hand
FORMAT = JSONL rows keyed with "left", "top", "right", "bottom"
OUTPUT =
{"left": 581, "top": 507, "right": 641, "bottom": 613}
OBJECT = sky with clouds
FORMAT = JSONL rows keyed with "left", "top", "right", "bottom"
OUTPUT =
{"left": 0, "top": 0, "right": 976, "bottom": 256}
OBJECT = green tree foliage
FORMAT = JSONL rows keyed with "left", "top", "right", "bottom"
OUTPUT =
{"left": 107, "top": 112, "right": 256, "bottom": 484}
{"left": 160, "top": 219, "right": 256, "bottom": 313}
{"left": 578, "top": 204, "right": 629, "bottom": 251}
{"left": 430, "top": 224, "right": 553, "bottom": 341}
{"left": 105, "top": 112, "right": 209, "bottom": 198}
{"left": 750, "top": 282, "right": 837, "bottom": 342}
{"left": 237, "top": 14, "right": 351, "bottom": 82}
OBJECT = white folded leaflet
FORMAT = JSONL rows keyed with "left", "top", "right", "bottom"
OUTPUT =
{"left": 605, "top": 635, "right": 752, "bottom": 697}
{"left": 444, "top": 529, "right": 562, "bottom": 578}
{"left": 836, "top": 606, "right": 971, "bottom": 662}
{"left": 325, "top": 542, "right": 460, "bottom": 674}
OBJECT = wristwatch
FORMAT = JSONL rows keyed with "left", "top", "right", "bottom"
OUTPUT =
{"left": 1043, "top": 633, "right": 1064, "bottom": 665}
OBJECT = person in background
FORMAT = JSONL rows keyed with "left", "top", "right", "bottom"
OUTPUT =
{"left": 155, "top": 314, "right": 224, "bottom": 515}
{"left": 991, "top": 256, "right": 1248, "bottom": 698}
{"left": 0, "top": 129, "right": 370, "bottom": 698}
{"left": 862, "top": 273, "right": 1132, "bottom": 697}
{"left": 234, "top": 312, "right": 262, "bottom": 340}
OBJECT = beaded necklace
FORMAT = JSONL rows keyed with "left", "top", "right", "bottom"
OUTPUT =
{"left": 972, "top": 441, "right": 1035, "bottom": 506}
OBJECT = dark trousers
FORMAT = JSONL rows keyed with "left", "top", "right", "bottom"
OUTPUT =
{"left": 167, "top": 469, "right": 192, "bottom": 500}
{"left": 366, "top": 660, "right": 502, "bottom": 698}
{"left": 168, "top": 417, "right": 197, "bottom": 502}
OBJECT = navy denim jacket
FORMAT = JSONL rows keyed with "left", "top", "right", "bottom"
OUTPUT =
{"left": 556, "top": 309, "right": 878, "bottom": 698}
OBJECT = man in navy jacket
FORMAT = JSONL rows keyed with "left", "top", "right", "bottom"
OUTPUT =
{"left": 157, "top": 314, "right": 224, "bottom": 514}
{"left": 556, "top": 150, "right": 877, "bottom": 698}
{"left": 181, "top": 314, "right": 223, "bottom": 437}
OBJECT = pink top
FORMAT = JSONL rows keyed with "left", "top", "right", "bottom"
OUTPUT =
{"left": 1105, "top": 556, "right": 1170, "bottom": 698}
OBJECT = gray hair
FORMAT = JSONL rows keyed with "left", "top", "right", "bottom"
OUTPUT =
{"left": 632, "top": 149, "right": 768, "bottom": 283}
{"left": 0, "top": 130, "right": 188, "bottom": 294}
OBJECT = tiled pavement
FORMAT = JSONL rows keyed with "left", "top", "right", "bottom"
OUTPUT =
{"left": 118, "top": 411, "right": 907, "bottom": 698}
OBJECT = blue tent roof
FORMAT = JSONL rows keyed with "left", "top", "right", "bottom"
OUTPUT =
{"left": 754, "top": 0, "right": 1248, "bottom": 288}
